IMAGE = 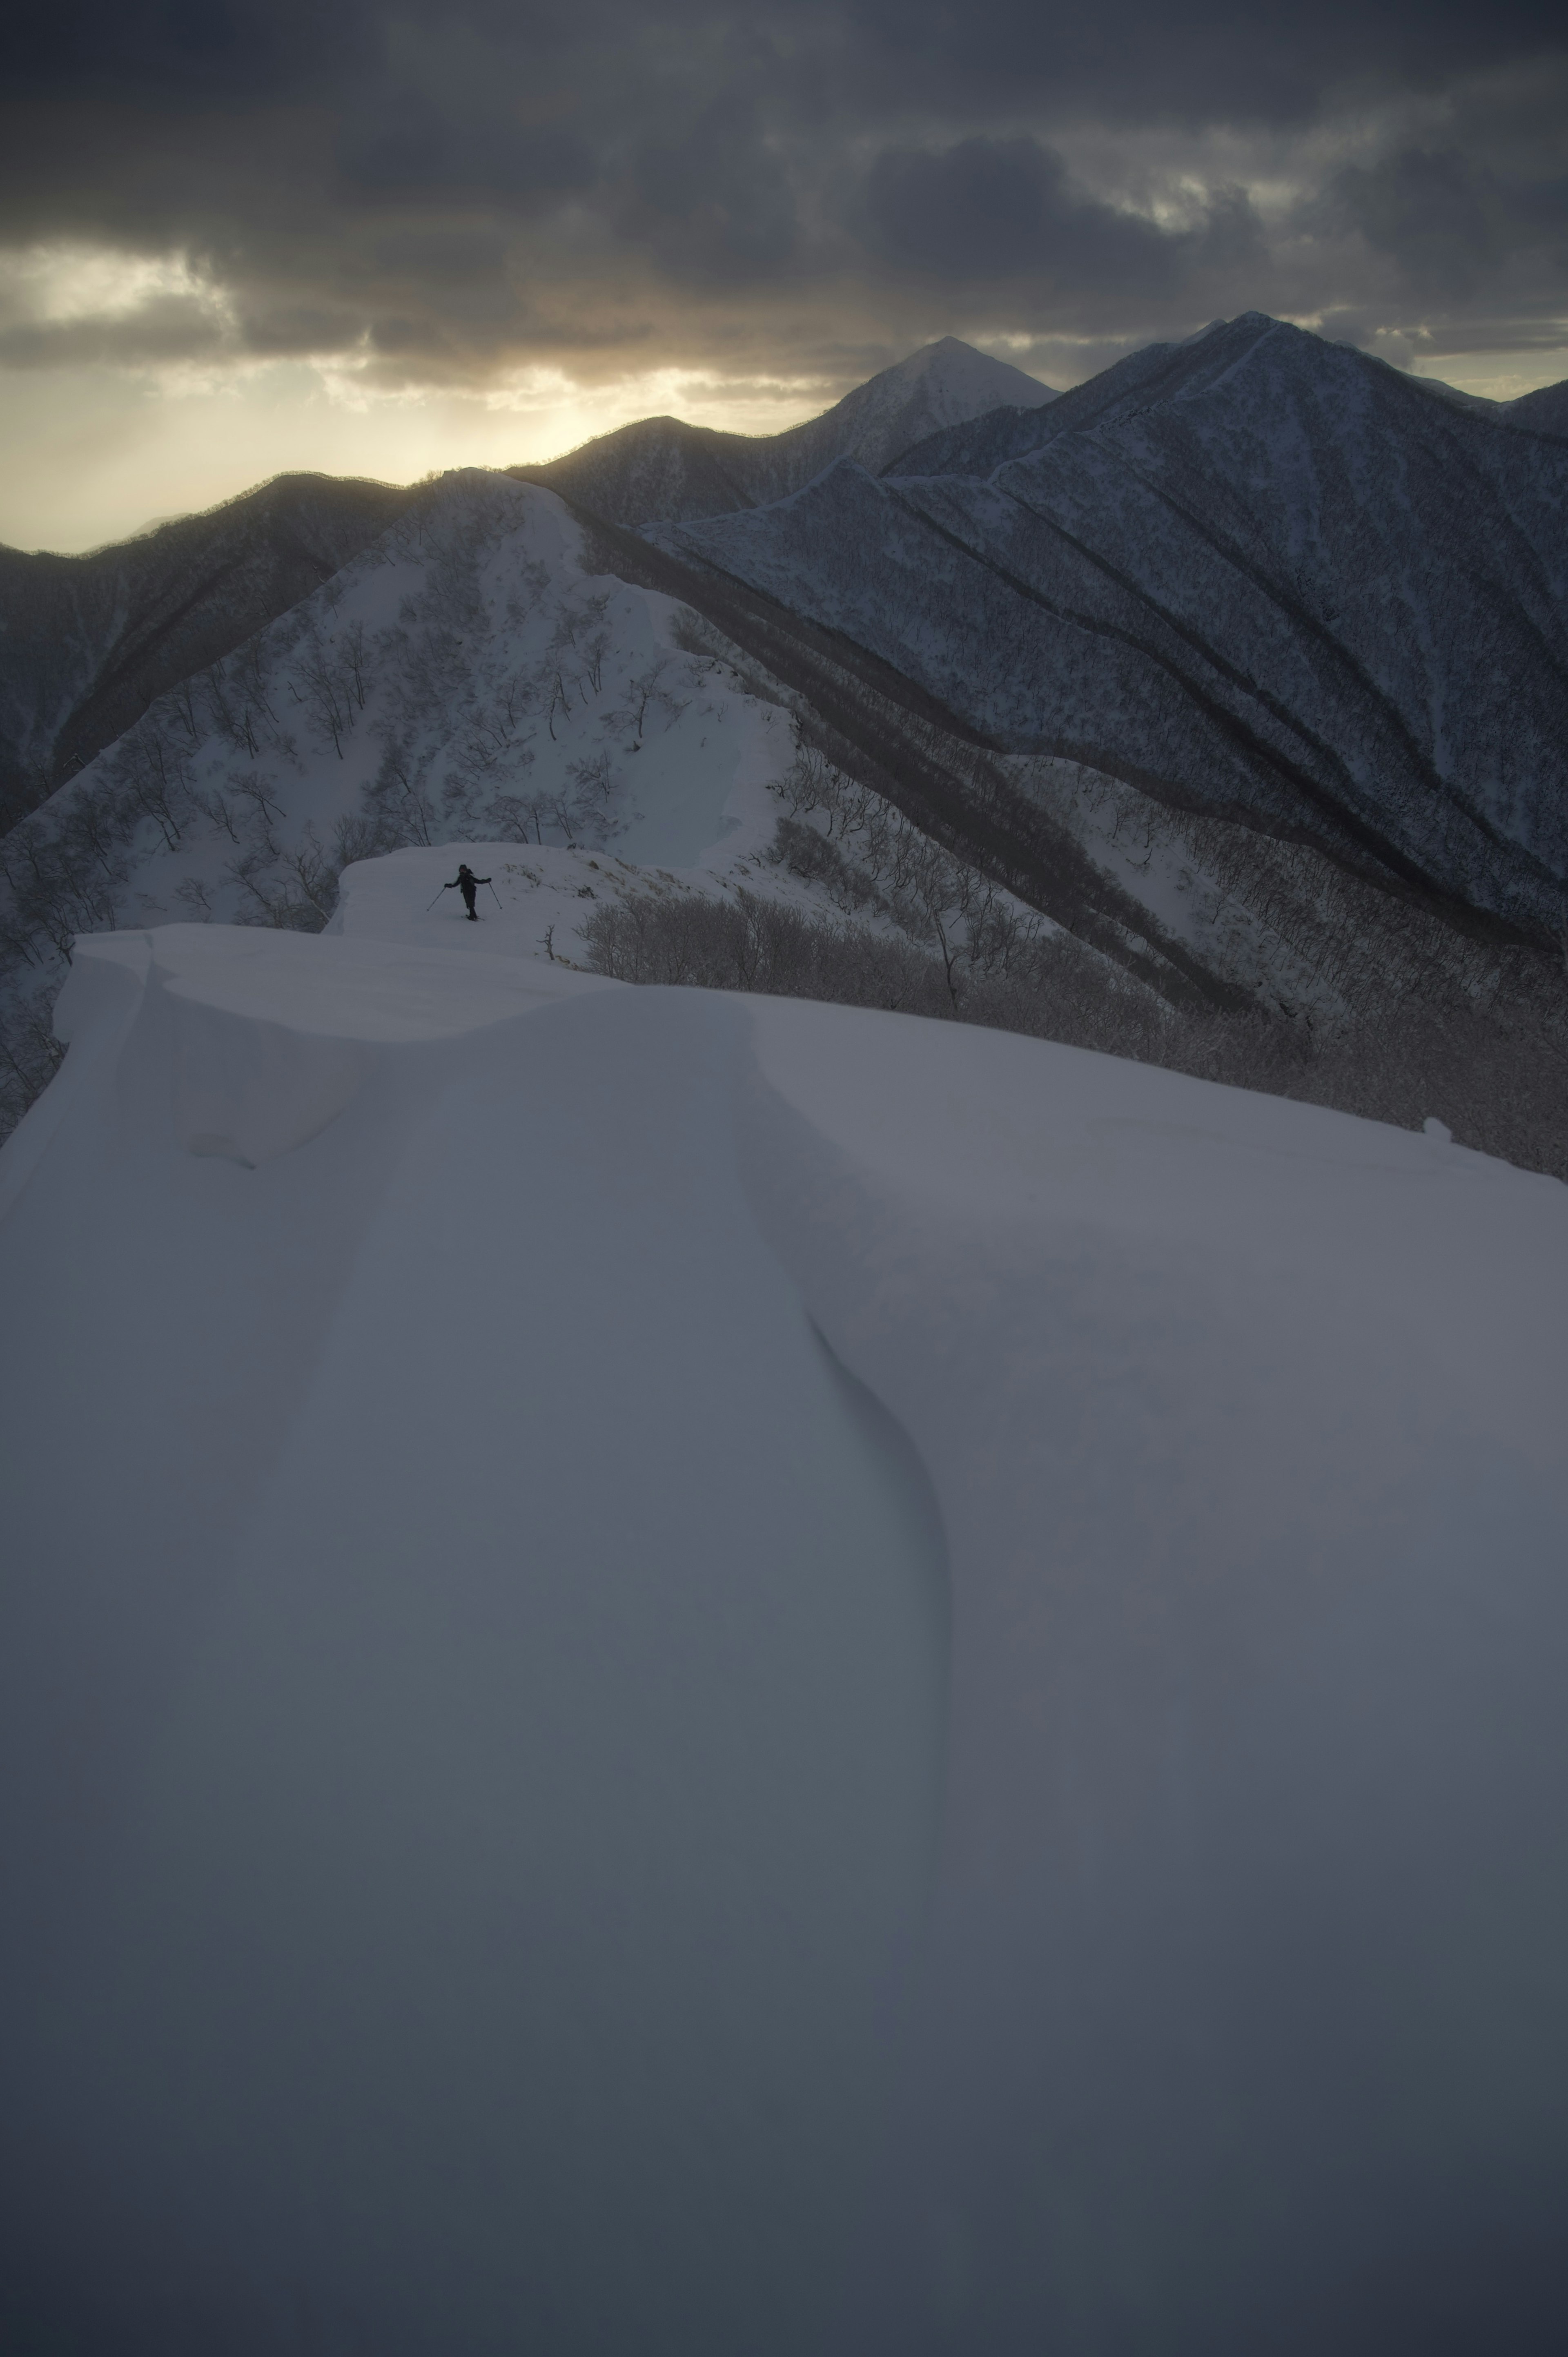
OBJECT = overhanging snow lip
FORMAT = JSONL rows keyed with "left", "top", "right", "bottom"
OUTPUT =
{"left": 76, "top": 922, "right": 623, "bottom": 1046}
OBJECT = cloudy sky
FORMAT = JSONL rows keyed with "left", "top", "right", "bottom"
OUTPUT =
{"left": 3, "top": 0, "right": 1565, "bottom": 550}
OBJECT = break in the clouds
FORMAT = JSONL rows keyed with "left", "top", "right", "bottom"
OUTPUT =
{"left": 0, "top": 0, "right": 1566, "bottom": 544}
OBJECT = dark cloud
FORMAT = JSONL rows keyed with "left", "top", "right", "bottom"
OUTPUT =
{"left": 1334, "top": 150, "right": 1512, "bottom": 301}
{"left": 1328, "top": 146, "right": 1568, "bottom": 303}
{"left": 839, "top": 0, "right": 1564, "bottom": 127}
{"left": 862, "top": 140, "right": 1164, "bottom": 287}
{"left": 233, "top": 301, "right": 370, "bottom": 356}
{"left": 0, "top": 0, "right": 1564, "bottom": 391}
{"left": 3, "top": 0, "right": 379, "bottom": 103}
{"left": 0, "top": 294, "right": 228, "bottom": 368}
{"left": 858, "top": 137, "right": 1264, "bottom": 299}
{"left": 337, "top": 91, "right": 595, "bottom": 203}
{"left": 617, "top": 99, "right": 802, "bottom": 280}
{"left": 6, "top": 0, "right": 1563, "bottom": 127}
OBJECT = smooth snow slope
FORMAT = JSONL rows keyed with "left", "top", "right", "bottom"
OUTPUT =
{"left": 2, "top": 926, "right": 1568, "bottom": 2355}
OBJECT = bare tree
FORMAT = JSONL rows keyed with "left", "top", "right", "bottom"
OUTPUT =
{"left": 297, "top": 632, "right": 355, "bottom": 759}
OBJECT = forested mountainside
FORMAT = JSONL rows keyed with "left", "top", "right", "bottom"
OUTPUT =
{"left": 8, "top": 321, "right": 1568, "bottom": 2357}
{"left": 0, "top": 341, "right": 1049, "bottom": 833}
{"left": 886, "top": 402, "right": 1084, "bottom": 482}
{"left": 0, "top": 475, "right": 416, "bottom": 831}
{"left": 890, "top": 317, "right": 1568, "bottom": 478}
{"left": 655, "top": 314, "right": 1568, "bottom": 943}
{"left": 1508, "top": 378, "right": 1568, "bottom": 437}
{"left": 2, "top": 316, "right": 1563, "bottom": 1171}
{"left": 512, "top": 338, "right": 1056, "bottom": 528}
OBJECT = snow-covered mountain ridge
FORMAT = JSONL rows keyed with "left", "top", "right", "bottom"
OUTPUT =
{"left": 655, "top": 314, "right": 1568, "bottom": 942}
{"left": 6, "top": 314, "right": 1568, "bottom": 2346}
{"left": 0, "top": 474, "right": 797, "bottom": 1053}
{"left": 510, "top": 336, "right": 1056, "bottom": 528}
{"left": 3, "top": 315, "right": 1565, "bottom": 1173}
{"left": 0, "top": 340, "right": 1051, "bottom": 834}
{"left": 3, "top": 916, "right": 1566, "bottom": 2352}
{"left": 4, "top": 468, "right": 1090, "bottom": 1128}
{"left": 0, "top": 473, "right": 414, "bottom": 826}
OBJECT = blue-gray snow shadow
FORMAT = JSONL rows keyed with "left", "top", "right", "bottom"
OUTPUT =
{"left": 0, "top": 984, "right": 952, "bottom": 2357}
{"left": 730, "top": 1017, "right": 1568, "bottom": 2357}
{"left": 807, "top": 1313, "right": 952, "bottom": 1870}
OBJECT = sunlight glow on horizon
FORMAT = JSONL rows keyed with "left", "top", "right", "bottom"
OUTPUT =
{"left": 1, "top": 236, "right": 1564, "bottom": 555}
{"left": 0, "top": 354, "right": 859, "bottom": 555}
{"left": 0, "top": 244, "right": 871, "bottom": 551}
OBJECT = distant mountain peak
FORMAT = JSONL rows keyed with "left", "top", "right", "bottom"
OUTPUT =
{"left": 809, "top": 338, "right": 1057, "bottom": 478}
{"left": 879, "top": 332, "right": 1020, "bottom": 378}
{"left": 846, "top": 335, "right": 1056, "bottom": 414}
{"left": 513, "top": 337, "right": 1058, "bottom": 530}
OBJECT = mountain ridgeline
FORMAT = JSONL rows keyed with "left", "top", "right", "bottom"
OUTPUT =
{"left": 0, "top": 475, "right": 416, "bottom": 828}
{"left": 509, "top": 338, "right": 1058, "bottom": 529}
{"left": 0, "top": 341, "right": 1051, "bottom": 832}
{"left": 654, "top": 315, "right": 1568, "bottom": 943}
{"left": 1, "top": 318, "right": 1566, "bottom": 1172}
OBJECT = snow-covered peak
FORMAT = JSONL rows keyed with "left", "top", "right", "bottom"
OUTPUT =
{"left": 520, "top": 338, "right": 1057, "bottom": 526}
{"left": 810, "top": 337, "right": 1057, "bottom": 473}
{"left": 859, "top": 334, "right": 1056, "bottom": 415}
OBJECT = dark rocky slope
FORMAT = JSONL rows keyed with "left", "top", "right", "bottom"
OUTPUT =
{"left": 1507, "top": 378, "right": 1568, "bottom": 439}
{"left": 655, "top": 314, "right": 1568, "bottom": 946}
{"left": 0, "top": 473, "right": 416, "bottom": 830}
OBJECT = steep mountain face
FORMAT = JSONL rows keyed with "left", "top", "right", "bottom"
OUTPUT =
{"left": 0, "top": 342, "right": 1051, "bottom": 832}
{"left": 805, "top": 336, "right": 1058, "bottom": 474}
{"left": 511, "top": 415, "right": 763, "bottom": 533}
{"left": 2, "top": 317, "right": 1563, "bottom": 1176}
{"left": 655, "top": 314, "right": 1568, "bottom": 943}
{"left": 514, "top": 337, "right": 1056, "bottom": 528}
{"left": 893, "top": 314, "right": 1537, "bottom": 475}
{"left": 889, "top": 321, "right": 1237, "bottom": 479}
{"left": 1508, "top": 377, "right": 1568, "bottom": 438}
{"left": 887, "top": 401, "right": 1080, "bottom": 481}
{"left": 0, "top": 475, "right": 417, "bottom": 832}
{"left": 7, "top": 319, "right": 1568, "bottom": 2356}
{"left": 0, "top": 471, "right": 825, "bottom": 1125}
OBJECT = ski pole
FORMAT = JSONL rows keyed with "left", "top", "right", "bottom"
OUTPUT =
{"left": 487, "top": 881, "right": 503, "bottom": 912}
{"left": 424, "top": 885, "right": 446, "bottom": 912}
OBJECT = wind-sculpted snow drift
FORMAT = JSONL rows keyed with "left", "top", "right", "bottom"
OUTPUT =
{"left": 0, "top": 470, "right": 814, "bottom": 1127}
{"left": 2, "top": 924, "right": 1567, "bottom": 2354}
{"left": 6, "top": 318, "right": 1568, "bottom": 1179}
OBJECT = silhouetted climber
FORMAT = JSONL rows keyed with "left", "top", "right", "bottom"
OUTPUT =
{"left": 443, "top": 863, "right": 491, "bottom": 920}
